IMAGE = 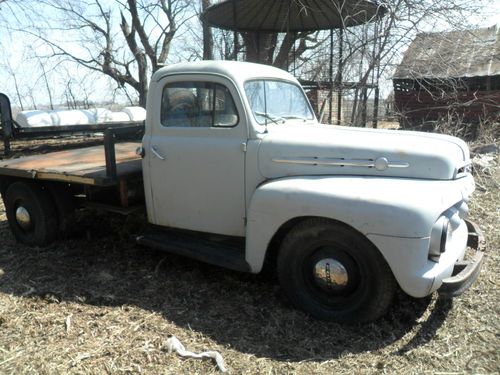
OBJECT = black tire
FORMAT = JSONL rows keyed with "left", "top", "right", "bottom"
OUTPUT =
{"left": 4, "top": 181, "right": 58, "bottom": 246}
{"left": 277, "top": 218, "right": 396, "bottom": 323}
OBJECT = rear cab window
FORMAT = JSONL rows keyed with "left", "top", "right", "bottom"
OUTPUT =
{"left": 161, "top": 82, "right": 239, "bottom": 128}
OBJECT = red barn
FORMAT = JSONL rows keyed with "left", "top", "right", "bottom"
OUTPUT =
{"left": 393, "top": 25, "right": 500, "bottom": 132}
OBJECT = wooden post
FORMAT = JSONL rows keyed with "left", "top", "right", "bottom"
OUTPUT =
{"left": 337, "top": 28, "right": 344, "bottom": 125}
{"left": 329, "top": 29, "right": 333, "bottom": 125}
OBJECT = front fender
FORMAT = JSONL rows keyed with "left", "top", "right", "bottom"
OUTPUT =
{"left": 245, "top": 175, "right": 474, "bottom": 273}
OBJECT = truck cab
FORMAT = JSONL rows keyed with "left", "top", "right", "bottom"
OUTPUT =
{"left": 142, "top": 61, "right": 316, "bottom": 236}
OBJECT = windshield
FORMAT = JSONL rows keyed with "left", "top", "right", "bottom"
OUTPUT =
{"left": 244, "top": 80, "right": 314, "bottom": 125}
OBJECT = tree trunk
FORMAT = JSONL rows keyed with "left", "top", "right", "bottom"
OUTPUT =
{"left": 138, "top": 87, "right": 147, "bottom": 108}
{"left": 202, "top": 0, "right": 213, "bottom": 60}
{"left": 241, "top": 32, "right": 275, "bottom": 64}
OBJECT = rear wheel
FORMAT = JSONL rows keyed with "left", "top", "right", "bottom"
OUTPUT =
{"left": 277, "top": 218, "right": 396, "bottom": 323}
{"left": 4, "top": 181, "right": 58, "bottom": 246}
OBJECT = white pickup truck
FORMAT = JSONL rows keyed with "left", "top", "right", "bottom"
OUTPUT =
{"left": 0, "top": 61, "right": 485, "bottom": 323}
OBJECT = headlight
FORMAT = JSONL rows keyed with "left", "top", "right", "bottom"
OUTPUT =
{"left": 429, "top": 216, "right": 450, "bottom": 260}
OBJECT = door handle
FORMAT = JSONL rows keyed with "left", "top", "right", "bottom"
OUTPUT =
{"left": 151, "top": 146, "right": 166, "bottom": 160}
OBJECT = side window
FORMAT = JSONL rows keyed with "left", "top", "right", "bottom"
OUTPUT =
{"left": 161, "top": 81, "right": 238, "bottom": 128}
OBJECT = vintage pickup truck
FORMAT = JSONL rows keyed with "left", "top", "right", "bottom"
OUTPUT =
{"left": 0, "top": 61, "right": 485, "bottom": 323}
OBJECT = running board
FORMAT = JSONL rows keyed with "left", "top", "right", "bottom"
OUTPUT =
{"left": 136, "top": 229, "right": 250, "bottom": 273}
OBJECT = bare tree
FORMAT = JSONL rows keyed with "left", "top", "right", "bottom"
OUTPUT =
{"left": 5, "top": 0, "right": 192, "bottom": 107}
{"left": 240, "top": 31, "right": 325, "bottom": 71}
{"left": 1, "top": 59, "right": 25, "bottom": 110}
{"left": 35, "top": 55, "right": 55, "bottom": 110}
{"left": 1, "top": 0, "right": 488, "bottom": 115}
{"left": 299, "top": 0, "right": 485, "bottom": 126}
{"left": 199, "top": 0, "right": 327, "bottom": 70}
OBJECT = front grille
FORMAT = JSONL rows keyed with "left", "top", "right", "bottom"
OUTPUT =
{"left": 456, "top": 163, "right": 472, "bottom": 178}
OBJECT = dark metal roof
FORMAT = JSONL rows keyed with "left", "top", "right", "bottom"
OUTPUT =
{"left": 202, "top": 0, "right": 387, "bottom": 32}
{"left": 394, "top": 25, "right": 500, "bottom": 79}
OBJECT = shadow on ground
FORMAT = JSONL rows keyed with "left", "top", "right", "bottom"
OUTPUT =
{"left": 0, "top": 213, "right": 452, "bottom": 362}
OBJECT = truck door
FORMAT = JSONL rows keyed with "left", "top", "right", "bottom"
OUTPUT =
{"left": 143, "top": 75, "right": 247, "bottom": 237}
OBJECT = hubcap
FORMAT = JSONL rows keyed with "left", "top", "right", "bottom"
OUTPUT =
{"left": 15, "top": 206, "right": 32, "bottom": 230}
{"left": 313, "top": 258, "right": 349, "bottom": 292}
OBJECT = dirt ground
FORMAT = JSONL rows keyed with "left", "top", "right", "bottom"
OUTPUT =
{"left": 0, "top": 137, "right": 498, "bottom": 374}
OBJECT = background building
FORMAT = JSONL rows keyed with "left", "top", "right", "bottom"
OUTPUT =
{"left": 393, "top": 25, "right": 500, "bottom": 134}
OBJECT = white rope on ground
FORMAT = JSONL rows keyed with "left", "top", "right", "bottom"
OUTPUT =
{"left": 165, "top": 335, "right": 227, "bottom": 373}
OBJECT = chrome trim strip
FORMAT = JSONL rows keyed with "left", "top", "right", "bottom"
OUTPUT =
{"left": 272, "top": 157, "right": 409, "bottom": 169}
{"left": 388, "top": 161, "right": 411, "bottom": 168}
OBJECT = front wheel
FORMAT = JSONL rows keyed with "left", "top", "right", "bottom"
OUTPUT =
{"left": 277, "top": 218, "right": 396, "bottom": 323}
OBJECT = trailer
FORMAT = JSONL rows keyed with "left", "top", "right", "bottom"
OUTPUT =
{"left": 0, "top": 93, "right": 145, "bottom": 245}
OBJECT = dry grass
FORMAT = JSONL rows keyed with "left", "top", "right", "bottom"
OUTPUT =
{"left": 0, "top": 139, "right": 498, "bottom": 374}
{"left": 375, "top": 120, "right": 400, "bottom": 130}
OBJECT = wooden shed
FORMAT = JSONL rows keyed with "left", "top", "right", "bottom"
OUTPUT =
{"left": 393, "top": 25, "right": 500, "bottom": 130}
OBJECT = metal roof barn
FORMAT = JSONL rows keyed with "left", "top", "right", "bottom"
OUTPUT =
{"left": 394, "top": 25, "right": 500, "bottom": 79}
{"left": 393, "top": 25, "right": 500, "bottom": 134}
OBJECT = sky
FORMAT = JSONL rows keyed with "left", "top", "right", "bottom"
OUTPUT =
{"left": 0, "top": 0, "right": 201, "bottom": 109}
{"left": 0, "top": 0, "right": 499, "bottom": 110}
{"left": 470, "top": 1, "right": 500, "bottom": 26}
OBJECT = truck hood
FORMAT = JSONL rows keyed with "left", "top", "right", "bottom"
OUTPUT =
{"left": 258, "top": 125, "right": 470, "bottom": 180}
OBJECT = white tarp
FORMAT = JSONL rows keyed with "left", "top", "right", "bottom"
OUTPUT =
{"left": 104, "top": 111, "right": 131, "bottom": 122}
{"left": 123, "top": 106, "right": 146, "bottom": 121}
{"left": 16, "top": 111, "right": 54, "bottom": 127}
{"left": 89, "top": 108, "right": 112, "bottom": 123}
{"left": 15, "top": 107, "right": 143, "bottom": 127}
{"left": 50, "top": 109, "right": 95, "bottom": 126}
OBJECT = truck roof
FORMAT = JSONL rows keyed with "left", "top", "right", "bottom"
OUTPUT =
{"left": 152, "top": 60, "right": 299, "bottom": 85}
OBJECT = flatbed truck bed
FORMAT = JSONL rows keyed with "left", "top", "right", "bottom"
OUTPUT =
{"left": 0, "top": 141, "right": 142, "bottom": 186}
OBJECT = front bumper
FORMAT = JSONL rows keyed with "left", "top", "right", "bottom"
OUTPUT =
{"left": 439, "top": 220, "right": 485, "bottom": 297}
